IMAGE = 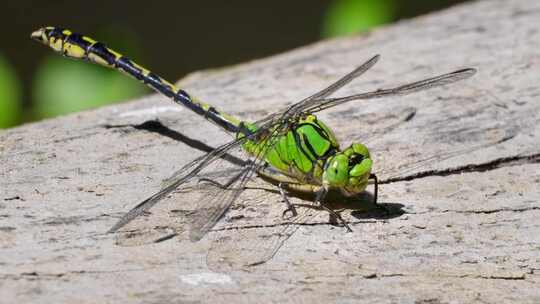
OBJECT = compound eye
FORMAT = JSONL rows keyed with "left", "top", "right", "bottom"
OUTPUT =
{"left": 348, "top": 154, "right": 364, "bottom": 167}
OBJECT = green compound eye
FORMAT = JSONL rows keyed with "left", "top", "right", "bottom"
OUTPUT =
{"left": 351, "top": 143, "right": 370, "bottom": 158}
{"left": 350, "top": 158, "right": 372, "bottom": 177}
{"left": 323, "top": 154, "right": 349, "bottom": 187}
{"left": 324, "top": 143, "right": 373, "bottom": 189}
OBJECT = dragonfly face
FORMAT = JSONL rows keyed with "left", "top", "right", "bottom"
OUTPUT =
{"left": 323, "top": 143, "right": 372, "bottom": 196}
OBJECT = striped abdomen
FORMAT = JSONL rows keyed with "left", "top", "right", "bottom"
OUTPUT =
{"left": 31, "top": 26, "right": 242, "bottom": 134}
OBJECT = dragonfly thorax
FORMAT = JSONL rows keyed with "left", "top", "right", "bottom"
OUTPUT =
{"left": 242, "top": 113, "right": 372, "bottom": 196}
{"left": 242, "top": 114, "right": 337, "bottom": 181}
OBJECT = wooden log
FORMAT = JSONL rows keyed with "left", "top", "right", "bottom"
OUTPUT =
{"left": 1, "top": 0, "right": 539, "bottom": 302}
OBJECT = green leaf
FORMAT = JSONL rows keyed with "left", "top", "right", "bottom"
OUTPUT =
{"left": 322, "top": 0, "right": 396, "bottom": 38}
{"left": 0, "top": 53, "right": 22, "bottom": 128}
{"left": 32, "top": 56, "right": 146, "bottom": 119}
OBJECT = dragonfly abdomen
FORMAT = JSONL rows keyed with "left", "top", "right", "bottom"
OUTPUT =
{"left": 31, "top": 27, "right": 242, "bottom": 134}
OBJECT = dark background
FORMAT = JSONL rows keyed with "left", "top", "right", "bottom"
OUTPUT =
{"left": 0, "top": 0, "right": 468, "bottom": 127}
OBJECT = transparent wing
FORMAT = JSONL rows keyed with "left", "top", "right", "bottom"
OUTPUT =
{"left": 304, "top": 68, "right": 477, "bottom": 113}
{"left": 295, "top": 54, "right": 380, "bottom": 105}
{"left": 110, "top": 117, "right": 293, "bottom": 246}
{"left": 187, "top": 160, "right": 256, "bottom": 241}
{"left": 255, "top": 55, "right": 380, "bottom": 127}
{"left": 108, "top": 136, "right": 248, "bottom": 234}
{"left": 111, "top": 141, "right": 264, "bottom": 247}
{"left": 255, "top": 56, "right": 475, "bottom": 127}
{"left": 206, "top": 181, "right": 323, "bottom": 271}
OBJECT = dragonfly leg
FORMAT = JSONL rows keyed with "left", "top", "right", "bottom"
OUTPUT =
{"left": 315, "top": 188, "right": 353, "bottom": 232}
{"left": 369, "top": 173, "right": 389, "bottom": 214}
{"left": 369, "top": 173, "right": 378, "bottom": 205}
{"left": 278, "top": 182, "right": 298, "bottom": 218}
{"left": 257, "top": 166, "right": 315, "bottom": 218}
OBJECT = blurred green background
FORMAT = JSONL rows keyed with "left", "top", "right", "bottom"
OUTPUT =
{"left": 0, "top": 0, "right": 469, "bottom": 129}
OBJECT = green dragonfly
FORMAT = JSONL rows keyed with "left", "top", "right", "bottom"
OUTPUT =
{"left": 31, "top": 26, "right": 476, "bottom": 266}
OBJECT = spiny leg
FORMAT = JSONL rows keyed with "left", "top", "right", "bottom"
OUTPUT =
{"left": 315, "top": 188, "right": 353, "bottom": 232}
{"left": 278, "top": 182, "right": 298, "bottom": 218}
{"left": 370, "top": 173, "right": 378, "bottom": 205}
{"left": 258, "top": 166, "right": 352, "bottom": 231}
{"left": 369, "top": 173, "right": 389, "bottom": 214}
{"left": 257, "top": 166, "right": 309, "bottom": 218}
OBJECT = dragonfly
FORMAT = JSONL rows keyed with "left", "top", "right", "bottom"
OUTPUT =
{"left": 31, "top": 26, "right": 477, "bottom": 267}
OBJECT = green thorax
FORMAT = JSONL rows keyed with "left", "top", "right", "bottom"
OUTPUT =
{"left": 241, "top": 114, "right": 339, "bottom": 183}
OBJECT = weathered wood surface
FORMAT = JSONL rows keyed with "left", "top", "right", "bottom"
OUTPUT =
{"left": 2, "top": 0, "right": 540, "bottom": 302}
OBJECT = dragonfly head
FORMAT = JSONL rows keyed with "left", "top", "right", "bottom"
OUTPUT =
{"left": 323, "top": 143, "right": 372, "bottom": 196}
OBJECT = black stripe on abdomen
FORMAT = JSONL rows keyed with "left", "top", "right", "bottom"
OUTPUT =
{"left": 64, "top": 33, "right": 92, "bottom": 54}
{"left": 88, "top": 42, "right": 116, "bottom": 65}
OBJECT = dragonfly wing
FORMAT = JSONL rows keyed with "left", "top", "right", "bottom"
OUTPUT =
{"left": 187, "top": 161, "right": 256, "bottom": 241}
{"left": 254, "top": 55, "right": 380, "bottom": 128}
{"left": 205, "top": 179, "right": 322, "bottom": 272}
{"left": 298, "top": 54, "right": 380, "bottom": 102}
{"left": 255, "top": 57, "right": 474, "bottom": 129}
{"left": 161, "top": 147, "right": 248, "bottom": 188}
{"left": 110, "top": 117, "right": 293, "bottom": 243}
{"left": 304, "top": 68, "right": 477, "bottom": 113}
{"left": 188, "top": 120, "right": 300, "bottom": 240}
{"left": 108, "top": 136, "right": 249, "bottom": 234}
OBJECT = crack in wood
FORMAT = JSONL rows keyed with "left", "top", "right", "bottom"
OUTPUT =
{"left": 0, "top": 267, "right": 167, "bottom": 281}
{"left": 381, "top": 153, "right": 540, "bottom": 184}
{"left": 443, "top": 206, "right": 540, "bottom": 215}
